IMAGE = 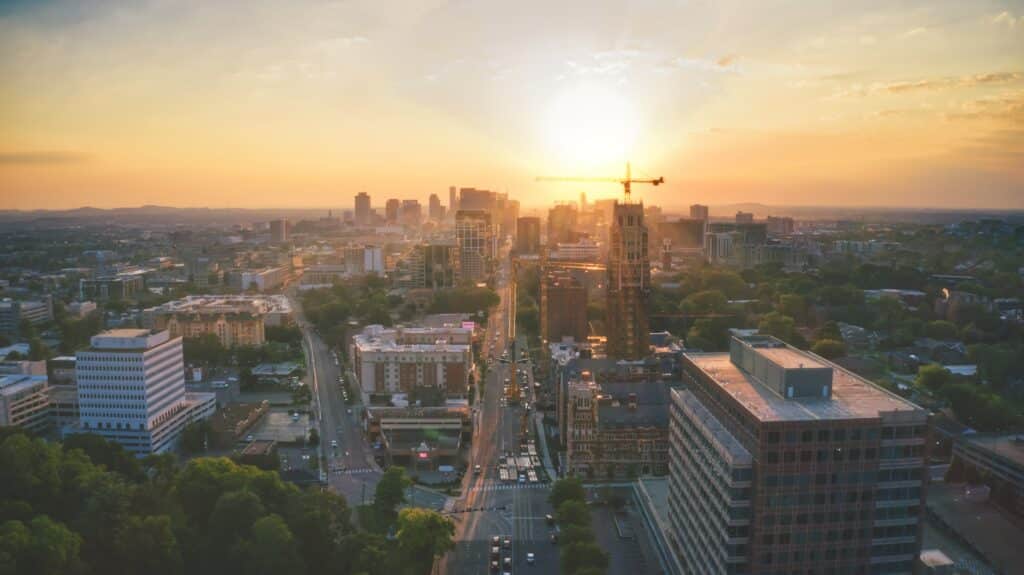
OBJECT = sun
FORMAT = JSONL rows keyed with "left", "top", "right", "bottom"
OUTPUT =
{"left": 542, "top": 81, "right": 638, "bottom": 172}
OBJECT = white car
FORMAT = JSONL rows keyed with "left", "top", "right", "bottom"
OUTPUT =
{"left": 526, "top": 552, "right": 535, "bottom": 564}
{"left": 330, "top": 439, "right": 338, "bottom": 448}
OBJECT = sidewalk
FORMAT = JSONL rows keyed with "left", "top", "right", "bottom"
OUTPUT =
{"left": 532, "top": 412, "right": 558, "bottom": 480}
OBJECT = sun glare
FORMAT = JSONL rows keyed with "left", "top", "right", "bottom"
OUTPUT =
{"left": 542, "top": 82, "right": 638, "bottom": 172}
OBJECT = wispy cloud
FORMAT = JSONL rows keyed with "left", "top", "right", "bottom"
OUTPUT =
{"left": 0, "top": 151, "right": 89, "bottom": 165}
{"left": 884, "top": 72, "right": 1022, "bottom": 93}
{"left": 991, "top": 11, "right": 1018, "bottom": 28}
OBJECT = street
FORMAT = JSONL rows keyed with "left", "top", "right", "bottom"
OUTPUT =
{"left": 441, "top": 258, "right": 560, "bottom": 575}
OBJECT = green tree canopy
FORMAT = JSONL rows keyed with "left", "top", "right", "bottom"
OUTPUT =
{"left": 811, "top": 339, "right": 847, "bottom": 360}
{"left": 548, "top": 476, "right": 586, "bottom": 509}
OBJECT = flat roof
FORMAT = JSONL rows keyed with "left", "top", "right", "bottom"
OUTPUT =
{"left": 755, "top": 346, "right": 829, "bottom": 370}
{"left": 960, "top": 434, "right": 1024, "bottom": 468}
{"left": 686, "top": 352, "right": 923, "bottom": 423}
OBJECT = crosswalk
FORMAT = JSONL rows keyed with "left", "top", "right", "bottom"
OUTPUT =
{"left": 468, "top": 482, "right": 549, "bottom": 493}
{"left": 330, "top": 467, "right": 376, "bottom": 475}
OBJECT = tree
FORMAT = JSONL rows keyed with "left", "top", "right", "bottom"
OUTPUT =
{"left": 182, "top": 334, "right": 226, "bottom": 365}
{"left": 285, "top": 489, "right": 351, "bottom": 570}
{"left": 0, "top": 516, "right": 85, "bottom": 575}
{"left": 915, "top": 364, "right": 953, "bottom": 392}
{"left": 560, "top": 524, "right": 595, "bottom": 547}
{"left": 237, "top": 514, "right": 304, "bottom": 575}
{"left": 549, "top": 477, "right": 586, "bottom": 509}
{"left": 777, "top": 294, "right": 807, "bottom": 323}
{"left": 811, "top": 339, "right": 847, "bottom": 359}
{"left": 680, "top": 290, "right": 728, "bottom": 314}
{"left": 395, "top": 508, "right": 455, "bottom": 575}
{"left": 180, "top": 421, "right": 209, "bottom": 455}
{"left": 925, "top": 320, "right": 959, "bottom": 341}
{"left": 701, "top": 270, "right": 748, "bottom": 299}
{"left": 372, "top": 467, "right": 410, "bottom": 528}
{"left": 307, "top": 428, "right": 320, "bottom": 447}
{"left": 115, "top": 515, "right": 183, "bottom": 575}
{"left": 555, "top": 500, "right": 591, "bottom": 528}
{"left": 758, "top": 312, "right": 800, "bottom": 345}
{"left": 815, "top": 321, "right": 843, "bottom": 341}
{"left": 63, "top": 433, "right": 144, "bottom": 482}
{"left": 942, "top": 383, "right": 1022, "bottom": 431}
{"left": 560, "top": 541, "right": 608, "bottom": 575}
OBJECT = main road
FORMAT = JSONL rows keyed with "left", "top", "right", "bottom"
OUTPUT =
{"left": 441, "top": 257, "right": 560, "bottom": 575}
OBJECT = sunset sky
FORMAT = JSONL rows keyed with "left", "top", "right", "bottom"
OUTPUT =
{"left": 1, "top": 0, "right": 1023, "bottom": 211}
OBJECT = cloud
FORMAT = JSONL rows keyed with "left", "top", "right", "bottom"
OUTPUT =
{"left": 886, "top": 72, "right": 1023, "bottom": 93}
{"left": 991, "top": 11, "right": 1018, "bottom": 28}
{"left": 944, "top": 91, "right": 1024, "bottom": 123}
{"left": 859, "top": 35, "right": 877, "bottom": 46}
{"left": 903, "top": 27, "right": 929, "bottom": 38}
{"left": 0, "top": 151, "right": 89, "bottom": 165}
{"left": 717, "top": 54, "right": 738, "bottom": 67}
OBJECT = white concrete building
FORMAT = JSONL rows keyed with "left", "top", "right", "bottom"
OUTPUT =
{"left": 69, "top": 329, "right": 215, "bottom": 455}
{"left": 351, "top": 325, "right": 472, "bottom": 403}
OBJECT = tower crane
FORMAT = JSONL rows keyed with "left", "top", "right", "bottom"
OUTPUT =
{"left": 536, "top": 162, "right": 664, "bottom": 201}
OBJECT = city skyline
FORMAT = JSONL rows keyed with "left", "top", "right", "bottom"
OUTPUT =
{"left": 2, "top": 0, "right": 1023, "bottom": 210}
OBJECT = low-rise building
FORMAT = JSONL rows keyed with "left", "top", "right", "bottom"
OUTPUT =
{"left": 565, "top": 373, "right": 671, "bottom": 479}
{"left": 950, "top": 434, "right": 1024, "bottom": 518}
{"left": 80, "top": 271, "right": 146, "bottom": 301}
{"left": 0, "top": 296, "right": 54, "bottom": 335}
{"left": 0, "top": 373, "right": 50, "bottom": 433}
{"left": 351, "top": 325, "right": 472, "bottom": 403}
{"left": 142, "top": 294, "right": 293, "bottom": 347}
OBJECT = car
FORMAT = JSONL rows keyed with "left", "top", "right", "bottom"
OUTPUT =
{"left": 245, "top": 434, "right": 254, "bottom": 442}
{"left": 346, "top": 409, "right": 352, "bottom": 414}
{"left": 330, "top": 439, "right": 338, "bottom": 448}
{"left": 518, "top": 474, "right": 526, "bottom": 484}
{"left": 490, "top": 546, "right": 500, "bottom": 558}
{"left": 502, "top": 536, "right": 511, "bottom": 549}
{"left": 545, "top": 514, "right": 554, "bottom": 525}
{"left": 503, "top": 557, "right": 512, "bottom": 569}
{"left": 491, "top": 535, "right": 500, "bottom": 545}
{"left": 474, "top": 464, "right": 482, "bottom": 475}
{"left": 549, "top": 533, "right": 558, "bottom": 544}
{"left": 526, "top": 553, "right": 534, "bottom": 564}
{"left": 490, "top": 560, "right": 499, "bottom": 572}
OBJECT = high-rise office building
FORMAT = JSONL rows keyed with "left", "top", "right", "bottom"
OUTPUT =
{"left": 385, "top": 198, "right": 400, "bottom": 223}
{"left": 455, "top": 210, "right": 493, "bottom": 283}
{"left": 767, "top": 216, "right": 795, "bottom": 236}
{"left": 269, "top": 218, "right": 288, "bottom": 243}
{"left": 399, "top": 243, "right": 460, "bottom": 289}
{"left": 736, "top": 210, "right": 755, "bottom": 224}
{"left": 667, "top": 334, "right": 928, "bottom": 575}
{"left": 459, "top": 188, "right": 495, "bottom": 212}
{"left": 400, "top": 200, "right": 422, "bottom": 227}
{"left": 541, "top": 270, "right": 587, "bottom": 344}
{"left": 606, "top": 201, "right": 650, "bottom": 360}
{"left": 428, "top": 193, "right": 444, "bottom": 221}
{"left": 70, "top": 329, "right": 215, "bottom": 455}
{"left": 547, "top": 204, "right": 579, "bottom": 245}
{"left": 690, "top": 204, "right": 709, "bottom": 220}
{"left": 449, "top": 186, "right": 457, "bottom": 214}
{"left": 516, "top": 217, "right": 541, "bottom": 254}
{"left": 354, "top": 192, "right": 371, "bottom": 226}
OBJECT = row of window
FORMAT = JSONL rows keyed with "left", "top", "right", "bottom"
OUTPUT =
{"left": 764, "top": 489, "right": 877, "bottom": 508}
{"left": 763, "top": 527, "right": 867, "bottom": 545}
{"left": 763, "top": 447, "right": 877, "bottom": 464}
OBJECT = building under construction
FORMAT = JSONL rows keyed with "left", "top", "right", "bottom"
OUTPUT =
{"left": 606, "top": 201, "right": 651, "bottom": 360}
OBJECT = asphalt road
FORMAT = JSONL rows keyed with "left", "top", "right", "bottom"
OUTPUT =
{"left": 441, "top": 257, "right": 560, "bottom": 575}
{"left": 290, "top": 290, "right": 379, "bottom": 505}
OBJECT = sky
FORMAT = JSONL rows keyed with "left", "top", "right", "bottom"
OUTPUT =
{"left": 1, "top": 0, "right": 1023, "bottom": 211}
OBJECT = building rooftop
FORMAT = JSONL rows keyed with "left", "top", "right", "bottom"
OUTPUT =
{"left": 959, "top": 434, "right": 1024, "bottom": 468}
{"left": 685, "top": 350, "right": 923, "bottom": 422}
{"left": 596, "top": 381, "right": 671, "bottom": 429}
{"left": 87, "top": 329, "right": 171, "bottom": 351}
{"left": 0, "top": 374, "right": 47, "bottom": 396}
{"left": 144, "top": 294, "right": 292, "bottom": 315}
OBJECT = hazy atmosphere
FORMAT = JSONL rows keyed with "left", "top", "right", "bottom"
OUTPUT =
{"left": 2, "top": 0, "right": 1023, "bottom": 210}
